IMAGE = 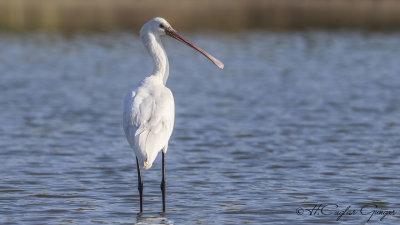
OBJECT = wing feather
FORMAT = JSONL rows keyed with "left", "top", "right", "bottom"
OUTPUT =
{"left": 123, "top": 78, "right": 174, "bottom": 169}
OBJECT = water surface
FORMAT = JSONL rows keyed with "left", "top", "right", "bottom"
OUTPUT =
{"left": 0, "top": 31, "right": 400, "bottom": 224}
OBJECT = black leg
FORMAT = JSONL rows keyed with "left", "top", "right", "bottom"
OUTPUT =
{"left": 161, "top": 152, "right": 166, "bottom": 212}
{"left": 136, "top": 157, "right": 143, "bottom": 213}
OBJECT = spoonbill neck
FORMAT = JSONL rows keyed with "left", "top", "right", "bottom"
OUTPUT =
{"left": 141, "top": 32, "right": 169, "bottom": 85}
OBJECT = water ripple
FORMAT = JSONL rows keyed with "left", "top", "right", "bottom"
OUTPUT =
{"left": 0, "top": 31, "right": 399, "bottom": 224}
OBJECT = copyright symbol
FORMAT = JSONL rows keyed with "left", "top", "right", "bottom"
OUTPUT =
{"left": 296, "top": 207, "right": 304, "bottom": 215}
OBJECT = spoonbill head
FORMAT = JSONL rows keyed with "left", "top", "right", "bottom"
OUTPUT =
{"left": 140, "top": 17, "right": 224, "bottom": 69}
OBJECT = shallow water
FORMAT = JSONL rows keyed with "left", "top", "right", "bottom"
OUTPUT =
{"left": 0, "top": 31, "right": 400, "bottom": 224}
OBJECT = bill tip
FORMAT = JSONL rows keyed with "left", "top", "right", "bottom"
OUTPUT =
{"left": 214, "top": 60, "right": 224, "bottom": 69}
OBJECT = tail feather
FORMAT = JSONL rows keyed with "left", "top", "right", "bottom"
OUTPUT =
{"left": 142, "top": 160, "right": 153, "bottom": 169}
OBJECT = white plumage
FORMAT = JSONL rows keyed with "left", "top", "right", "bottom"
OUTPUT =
{"left": 123, "top": 18, "right": 174, "bottom": 170}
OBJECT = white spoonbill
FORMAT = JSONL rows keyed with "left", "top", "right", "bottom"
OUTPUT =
{"left": 123, "top": 17, "right": 223, "bottom": 213}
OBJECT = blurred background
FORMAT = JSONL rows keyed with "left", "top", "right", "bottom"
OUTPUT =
{"left": 1, "top": 0, "right": 400, "bottom": 32}
{"left": 1, "top": 1, "right": 400, "bottom": 225}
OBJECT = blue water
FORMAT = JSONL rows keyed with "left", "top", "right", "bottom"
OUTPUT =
{"left": 0, "top": 30, "right": 399, "bottom": 224}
